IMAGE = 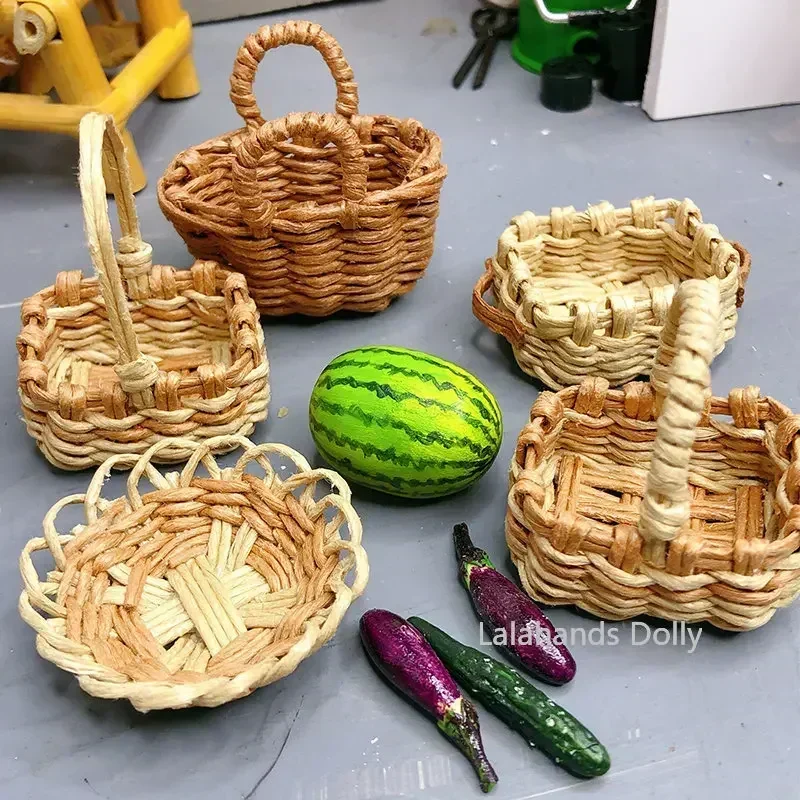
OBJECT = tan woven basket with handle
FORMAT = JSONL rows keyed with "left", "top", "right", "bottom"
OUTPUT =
{"left": 474, "top": 197, "right": 751, "bottom": 390}
{"left": 19, "top": 435, "right": 368, "bottom": 711}
{"left": 507, "top": 279, "right": 800, "bottom": 631}
{"left": 157, "top": 20, "right": 447, "bottom": 317}
{"left": 17, "top": 113, "right": 270, "bottom": 471}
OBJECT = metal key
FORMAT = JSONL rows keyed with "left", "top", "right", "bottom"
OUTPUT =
{"left": 453, "top": 8, "right": 519, "bottom": 90}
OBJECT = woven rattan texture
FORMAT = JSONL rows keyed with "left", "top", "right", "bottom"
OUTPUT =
{"left": 507, "top": 280, "right": 800, "bottom": 632}
{"left": 19, "top": 436, "right": 368, "bottom": 711}
{"left": 157, "top": 20, "right": 447, "bottom": 317}
{"left": 17, "top": 113, "right": 270, "bottom": 471}
{"left": 473, "top": 197, "right": 751, "bottom": 390}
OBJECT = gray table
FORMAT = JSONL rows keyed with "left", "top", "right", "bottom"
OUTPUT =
{"left": 2, "top": 1, "right": 799, "bottom": 797}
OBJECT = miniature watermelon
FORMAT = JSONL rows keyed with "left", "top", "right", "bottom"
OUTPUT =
{"left": 309, "top": 346, "right": 502, "bottom": 498}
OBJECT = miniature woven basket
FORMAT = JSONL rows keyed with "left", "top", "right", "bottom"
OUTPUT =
{"left": 473, "top": 197, "right": 751, "bottom": 390}
{"left": 19, "top": 435, "right": 368, "bottom": 711}
{"left": 157, "top": 20, "right": 447, "bottom": 317}
{"left": 17, "top": 113, "right": 270, "bottom": 471}
{"left": 507, "top": 279, "right": 800, "bottom": 631}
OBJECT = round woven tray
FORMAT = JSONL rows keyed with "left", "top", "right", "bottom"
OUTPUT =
{"left": 19, "top": 436, "right": 368, "bottom": 710}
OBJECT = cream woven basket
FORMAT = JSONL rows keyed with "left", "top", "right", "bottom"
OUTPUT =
{"left": 17, "top": 113, "right": 269, "bottom": 470}
{"left": 473, "top": 197, "right": 750, "bottom": 390}
{"left": 507, "top": 280, "right": 800, "bottom": 632}
{"left": 19, "top": 436, "right": 368, "bottom": 711}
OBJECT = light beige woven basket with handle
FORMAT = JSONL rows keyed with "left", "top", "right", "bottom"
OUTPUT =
{"left": 19, "top": 435, "right": 368, "bottom": 711}
{"left": 17, "top": 113, "right": 270, "bottom": 470}
{"left": 508, "top": 279, "right": 800, "bottom": 631}
{"left": 157, "top": 20, "right": 447, "bottom": 317}
{"left": 474, "top": 197, "right": 751, "bottom": 390}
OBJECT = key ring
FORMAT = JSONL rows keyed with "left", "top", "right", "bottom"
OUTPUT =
{"left": 453, "top": 6, "right": 519, "bottom": 89}
{"left": 473, "top": 8, "right": 518, "bottom": 38}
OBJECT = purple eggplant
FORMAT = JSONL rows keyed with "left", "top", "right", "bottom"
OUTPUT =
{"left": 360, "top": 609, "right": 498, "bottom": 793}
{"left": 454, "top": 523, "right": 576, "bottom": 685}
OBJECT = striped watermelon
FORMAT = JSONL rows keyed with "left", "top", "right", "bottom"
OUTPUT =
{"left": 309, "top": 346, "right": 503, "bottom": 499}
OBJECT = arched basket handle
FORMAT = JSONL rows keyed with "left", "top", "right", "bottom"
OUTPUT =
{"left": 231, "top": 111, "right": 368, "bottom": 239}
{"left": 229, "top": 20, "right": 359, "bottom": 129}
{"left": 79, "top": 112, "right": 158, "bottom": 410}
{"left": 640, "top": 279, "right": 721, "bottom": 563}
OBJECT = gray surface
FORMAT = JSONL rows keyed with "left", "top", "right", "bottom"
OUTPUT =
{"left": 2, "top": 1, "right": 800, "bottom": 798}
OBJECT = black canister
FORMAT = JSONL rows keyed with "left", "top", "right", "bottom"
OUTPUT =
{"left": 540, "top": 56, "right": 594, "bottom": 113}
{"left": 598, "top": 10, "right": 654, "bottom": 103}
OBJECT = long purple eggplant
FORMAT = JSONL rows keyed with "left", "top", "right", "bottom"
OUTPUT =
{"left": 360, "top": 609, "right": 498, "bottom": 793}
{"left": 454, "top": 523, "right": 576, "bottom": 685}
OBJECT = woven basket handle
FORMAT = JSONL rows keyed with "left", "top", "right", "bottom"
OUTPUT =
{"left": 639, "top": 279, "right": 721, "bottom": 561}
{"left": 231, "top": 111, "right": 368, "bottom": 239}
{"left": 472, "top": 260, "right": 524, "bottom": 348}
{"left": 229, "top": 20, "right": 359, "bottom": 129}
{"left": 79, "top": 113, "right": 158, "bottom": 409}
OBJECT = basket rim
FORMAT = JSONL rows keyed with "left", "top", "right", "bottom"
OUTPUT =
{"left": 509, "top": 380, "right": 800, "bottom": 581}
{"left": 496, "top": 196, "right": 718, "bottom": 247}
{"left": 18, "top": 435, "right": 369, "bottom": 711}
{"left": 486, "top": 197, "right": 745, "bottom": 332}
{"left": 482, "top": 260, "right": 741, "bottom": 335}
{"left": 18, "top": 261, "right": 267, "bottom": 417}
{"left": 156, "top": 114, "right": 447, "bottom": 223}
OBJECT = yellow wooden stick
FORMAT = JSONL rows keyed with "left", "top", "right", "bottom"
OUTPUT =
{"left": 136, "top": 0, "right": 198, "bottom": 100}
{"left": 0, "top": 0, "right": 199, "bottom": 192}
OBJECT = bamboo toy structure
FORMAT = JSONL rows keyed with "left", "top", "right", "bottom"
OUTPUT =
{"left": 0, "top": 0, "right": 199, "bottom": 191}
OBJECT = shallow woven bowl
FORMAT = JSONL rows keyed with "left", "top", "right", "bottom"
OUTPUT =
{"left": 473, "top": 197, "right": 751, "bottom": 390}
{"left": 19, "top": 436, "right": 368, "bottom": 711}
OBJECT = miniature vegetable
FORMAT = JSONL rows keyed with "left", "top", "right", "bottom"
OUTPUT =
{"left": 360, "top": 609, "right": 498, "bottom": 793}
{"left": 409, "top": 617, "right": 610, "bottom": 778}
{"left": 454, "top": 523, "right": 576, "bottom": 684}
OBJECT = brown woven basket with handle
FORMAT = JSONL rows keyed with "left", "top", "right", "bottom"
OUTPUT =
{"left": 473, "top": 197, "right": 751, "bottom": 390}
{"left": 157, "top": 20, "right": 447, "bottom": 317}
{"left": 507, "top": 279, "right": 800, "bottom": 631}
{"left": 17, "top": 113, "right": 270, "bottom": 471}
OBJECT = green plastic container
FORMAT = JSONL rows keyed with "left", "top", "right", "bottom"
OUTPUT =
{"left": 512, "top": 0, "right": 631, "bottom": 74}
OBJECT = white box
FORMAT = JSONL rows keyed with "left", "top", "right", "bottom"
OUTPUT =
{"left": 643, "top": 0, "right": 800, "bottom": 120}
